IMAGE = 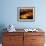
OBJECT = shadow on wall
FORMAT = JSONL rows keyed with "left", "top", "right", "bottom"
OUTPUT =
{"left": 0, "top": 24, "right": 7, "bottom": 43}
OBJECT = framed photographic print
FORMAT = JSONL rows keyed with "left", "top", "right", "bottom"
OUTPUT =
{"left": 17, "top": 7, "right": 35, "bottom": 22}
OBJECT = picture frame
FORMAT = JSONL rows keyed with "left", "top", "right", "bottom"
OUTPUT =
{"left": 17, "top": 7, "right": 35, "bottom": 22}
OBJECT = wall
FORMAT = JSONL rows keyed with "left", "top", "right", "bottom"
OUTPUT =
{"left": 0, "top": 0, "right": 46, "bottom": 29}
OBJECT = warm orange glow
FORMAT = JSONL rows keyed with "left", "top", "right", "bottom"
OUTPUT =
{"left": 20, "top": 15, "right": 27, "bottom": 19}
